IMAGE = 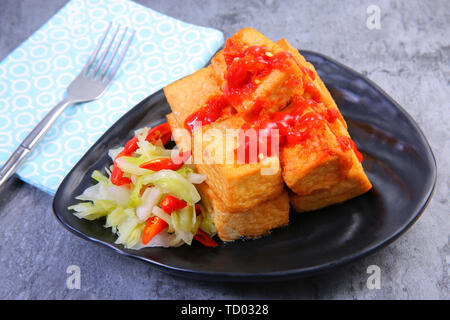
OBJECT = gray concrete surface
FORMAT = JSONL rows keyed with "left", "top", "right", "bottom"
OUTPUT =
{"left": 0, "top": 0, "right": 449, "bottom": 299}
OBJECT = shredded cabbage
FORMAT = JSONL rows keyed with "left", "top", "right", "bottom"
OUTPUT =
{"left": 136, "top": 187, "right": 162, "bottom": 222}
{"left": 128, "top": 175, "right": 144, "bottom": 208}
{"left": 140, "top": 170, "right": 201, "bottom": 205}
{"left": 176, "top": 165, "right": 195, "bottom": 178}
{"left": 115, "top": 156, "right": 150, "bottom": 176}
{"left": 68, "top": 126, "right": 216, "bottom": 249}
{"left": 152, "top": 206, "right": 173, "bottom": 228}
{"left": 199, "top": 205, "right": 217, "bottom": 236}
{"left": 108, "top": 147, "right": 123, "bottom": 162}
{"left": 171, "top": 206, "right": 197, "bottom": 245}
{"left": 68, "top": 201, "right": 112, "bottom": 221}
{"left": 113, "top": 209, "right": 145, "bottom": 248}
{"left": 136, "top": 139, "right": 172, "bottom": 159}
{"left": 187, "top": 172, "right": 206, "bottom": 184}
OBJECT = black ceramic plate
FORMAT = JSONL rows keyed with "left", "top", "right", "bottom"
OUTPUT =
{"left": 53, "top": 50, "right": 436, "bottom": 281}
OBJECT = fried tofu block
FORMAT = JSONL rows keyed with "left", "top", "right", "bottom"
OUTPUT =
{"left": 210, "top": 28, "right": 304, "bottom": 115}
{"left": 280, "top": 106, "right": 353, "bottom": 195}
{"left": 164, "top": 62, "right": 285, "bottom": 212}
{"left": 210, "top": 50, "right": 227, "bottom": 88}
{"left": 166, "top": 112, "right": 191, "bottom": 152}
{"left": 165, "top": 30, "right": 371, "bottom": 220}
{"left": 166, "top": 112, "right": 284, "bottom": 213}
{"left": 233, "top": 28, "right": 283, "bottom": 51}
{"left": 197, "top": 182, "right": 289, "bottom": 241}
{"left": 276, "top": 38, "right": 371, "bottom": 199}
{"left": 289, "top": 154, "right": 372, "bottom": 212}
{"left": 163, "top": 65, "right": 222, "bottom": 125}
{"left": 276, "top": 38, "right": 347, "bottom": 134}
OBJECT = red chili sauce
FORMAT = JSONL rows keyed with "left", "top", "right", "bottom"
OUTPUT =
{"left": 184, "top": 40, "right": 297, "bottom": 133}
{"left": 223, "top": 39, "right": 296, "bottom": 106}
{"left": 184, "top": 95, "right": 235, "bottom": 134}
{"left": 337, "top": 136, "right": 364, "bottom": 162}
{"left": 237, "top": 96, "right": 363, "bottom": 163}
{"left": 183, "top": 40, "right": 363, "bottom": 163}
{"left": 236, "top": 98, "right": 329, "bottom": 162}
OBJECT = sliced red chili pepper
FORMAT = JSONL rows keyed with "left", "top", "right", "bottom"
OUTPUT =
{"left": 194, "top": 229, "right": 218, "bottom": 248}
{"left": 123, "top": 136, "right": 139, "bottom": 154}
{"left": 110, "top": 122, "right": 172, "bottom": 186}
{"left": 124, "top": 123, "right": 171, "bottom": 154}
{"left": 159, "top": 195, "right": 187, "bottom": 214}
{"left": 110, "top": 150, "right": 132, "bottom": 186}
{"left": 110, "top": 162, "right": 132, "bottom": 186}
{"left": 116, "top": 150, "right": 131, "bottom": 159}
{"left": 142, "top": 216, "right": 168, "bottom": 245}
{"left": 110, "top": 162, "right": 122, "bottom": 185}
{"left": 139, "top": 158, "right": 183, "bottom": 171}
{"left": 146, "top": 122, "right": 172, "bottom": 145}
{"left": 138, "top": 151, "right": 191, "bottom": 171}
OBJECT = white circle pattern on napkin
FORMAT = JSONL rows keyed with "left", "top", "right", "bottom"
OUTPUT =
{"left": 0, "top": 0, "right": 224, "bottom": 194}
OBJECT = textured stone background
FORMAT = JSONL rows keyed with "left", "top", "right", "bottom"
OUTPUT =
{"left": 0, "top": 0, "right": 448, "bottom": 299}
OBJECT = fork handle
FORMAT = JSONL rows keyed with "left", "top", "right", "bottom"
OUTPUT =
{"left": 0, "top": 97, "right": 73, "bottom": 187}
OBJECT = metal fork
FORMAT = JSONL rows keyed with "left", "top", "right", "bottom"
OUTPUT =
{"left": 0, "top": 23, "right": 135, "bottom": 187}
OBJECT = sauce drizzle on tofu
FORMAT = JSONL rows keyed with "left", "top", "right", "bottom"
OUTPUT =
{"left": 223, "top": 39, "right": 299, "bottom": 107}
{"left": 184, "top": 95, "right": 236, "bottom": 134}
{"left": 183, "top": 38, "right": 363, "bottom": 163}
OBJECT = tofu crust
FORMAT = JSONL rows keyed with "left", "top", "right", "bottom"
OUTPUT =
{"left": 279, "top": 106, "right": 353, "bottom": 195}
{"left": 289, "top": 154, "right": 372, "bottom": 212}
{"left": 210, "top": 28, "right": 304, "bottom": 115}
{"left": 276, "top": 38, "right": 348, "bottom": 134}
{"left": 163, "top": 65, "right": 222, "bottom": 125}
{"left": 197, "top": 182, "right": 289, "bottom": 241}
{"left": 163, "top": 29, "right": 372, "bottom": 241}
{"left": 167, "top": 112, "right": 284, "bottom": 213}
{"left": 276, "top": 38, "right": 372, "bottom": 205}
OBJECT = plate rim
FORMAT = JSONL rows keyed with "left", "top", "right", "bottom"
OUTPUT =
{"left": 52, "top": 50, "right": 437, "bottom": 282}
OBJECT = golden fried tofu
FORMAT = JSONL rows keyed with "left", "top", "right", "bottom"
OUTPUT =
{"left": 197, "top": 182, "right": 289, "bottom": 241}
{"left": 275, "top": 38, "right": 371, "bottom": 199}
{"left": 164, "top": 65, "right": 222, "bottom": 125}
{"left": 210, "top": 50, "right": 227, "bottom": 88}
{"left": 166, "top": 112, "right": 191, "bottom": 152}
{"left": 276, "top": 38, "right": 347, "bottom": 134}
{"left": 210, "top": 28, "right": 304, "bottom": 116}
{"left": 167, "top": 112, "right": 284, "bottom": 213}
{"left": 280, "top": 106, "right": 353, "bottom": 195}
{"left": 164, "top": 29, "right": 372, "bottom": 239}
{"left": 289, "top": 154, "right": 372, "bottom": 212}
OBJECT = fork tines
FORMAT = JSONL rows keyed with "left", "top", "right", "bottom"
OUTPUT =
{"left": 83, "top": 22, "right": 135, "bottom": 83}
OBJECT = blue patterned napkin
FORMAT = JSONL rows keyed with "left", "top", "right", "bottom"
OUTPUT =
{"left": 0, "top": 0, "right": 224, "bottom": 194}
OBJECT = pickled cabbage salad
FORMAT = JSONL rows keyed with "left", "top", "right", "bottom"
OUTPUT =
{"left": 68, "top": 123, "right": 217, "bottom": 249}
